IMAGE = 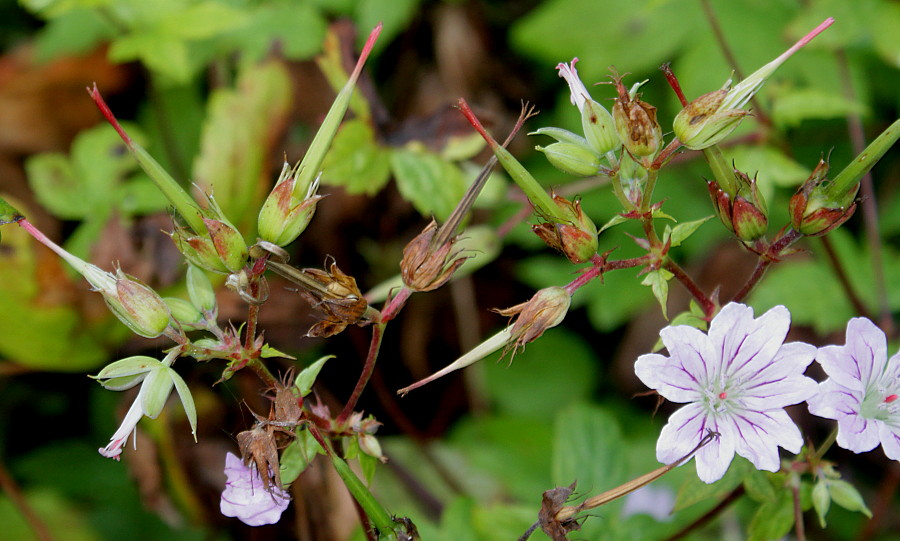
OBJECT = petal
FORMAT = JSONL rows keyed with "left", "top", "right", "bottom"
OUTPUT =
{"left": 693, "top": 416, "right": 736, "bottom": 484}
{"left": 836, "top": 412, "right": 880, "bottom": 453}
{"left": 220, "top": 452, "right": 290, "bottom": 526}
{"left": 635, "top": 352, "right": 701, "bottom": 403}
{"left": 556, "top": 58, "right": 589, "bottom": 112}
{"left": 877, "top": 422, "right": 900, "bottom": 461}
{"left": 656, "top": 403, "right": 735, "bottom": 483}
{"left": 740, "top": 342, "right": 818, "bottom": 409}
{"left": 659, "top": 324, "right": 718, "bottom": 391}
{"left": 807, "top": 379, "right": 861, "bottom": 421}
{"left": 711, "top": 304, "right": 790, "bottom": 380}
{"left": 817, "top": 317, "right": 887, "bottom": 391}
{"left": 730, "top": 408, "right": 802, "bottom": 472}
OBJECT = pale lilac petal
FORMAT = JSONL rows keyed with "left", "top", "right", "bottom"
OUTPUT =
{"left": 220, "top": 452, "right": 290, "bottom": 526}
{"left": 807, "top": 379, "right": 860, "bottom": 421}
{"left": 877, "top": 422, "right": 900, "bottom": 460}
{"left": 731, "top": 408, "right": 802, "bottom": 472}
{"left": 817, "top": 318, "right": 886, "bottom": 392}
{"left": 835, "top": 413, "right": 880, "bottom": 454}
{"left": 556, "top": 58, "right": 589, "bottom": 112}
{"left": 693, "top": 417, "right": 736, "bottom": 484}
{"left": 635, "top": 352, "right": 701, "bottom": 403}
{"left": 660, "top": 324, "right": 718, "bottom": 388}
{"left": 656, "top": 403, "right": 713, "bottom": 465}
{"left": 740, "top": 342, "right": 817, "bottom": 410}
{"left": 711, "top": 304, "right": 789, "bottom": 379}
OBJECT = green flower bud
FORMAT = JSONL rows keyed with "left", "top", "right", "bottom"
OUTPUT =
{"left": 532, "top": 195, "right": 598, "bottom": 263}
{"left": 789, "top": 159, "right": 857, "bottom": 237}
{"left": 186, "top": 264, "right": 217, "bottom": 315}
{"left": 536, "top": 142, "right": 601, "bottom": 177}
{"left": 258, "top": 162, "right": 324, "bottom": 247}
{"left": 170, "top": 226, "right": 231, "bottom": 274}
{"left": 673, "top": 88, "right": 748, "bottom": 150}
{"left": 164, "top": 297, "right": 205, "bottom": 330}
{"left": 581, "top": 99, "right": 620, "bottom": 155}
{"left": 106, "top": 270, "right": 173, "bottom": 338}
{"left": 708, "top": 170, "right": 768, "bottom": 242}
{"left": 203, "top": 217, "right": 248, "bottom": 273}
{"left": 140, "top": 366, "right": 176, "bottom": 419}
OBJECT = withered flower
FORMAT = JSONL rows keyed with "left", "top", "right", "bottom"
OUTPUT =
{"left": 494, "top": 286, "right": 572, "bottom": 355}
{"left": 611, "top": 71, "right": 662, "bottom": 160}
{"left": 532, "top": 194, "right": 598, "bottom": 264}
{"left": 268, "top": 260, "right": 370, "bottom": 337}
{"left": 400, "top": 220, "right": 468, "bottom": 292}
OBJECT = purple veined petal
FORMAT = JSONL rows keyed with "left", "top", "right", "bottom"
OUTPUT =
{"left": 659, "top": 324, "right": 718, "bottom": 389}
{"left": 817, "top": 318, "right": 886, "bottom": 392}
{"left": 883, "top": 352, "right": 900, "bottom": 384}
{"left": 730, "top": 408, "right": 801, "bottom": 472}
{"left": 836, "top": 412, "right": 880, "bottom": 454}
{"left": 740, "top": 347, "right": 818, "bottom": 408}
{"left": 220, "top": 452, "right": 290, "bottom": 526}
{"left": 713, "top": 304, "right": 791, "bottom": 379}
{"left": 635, "top": 352, "right": 701, "bottom": 403}
{"left": 693, "top": 415, "right": 737, "bottom": 484}
{"left": 877, "top": 422, "right": 900, "bottom": 461}
{"left": 806, "top": 379, "right": 861, "bottom": 421}
{"left": 656, "top": 403, "right": 713, "bottom": 466}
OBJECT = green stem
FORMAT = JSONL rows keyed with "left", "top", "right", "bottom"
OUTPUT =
{"left": 812, "top": 427, "right": 839, "bottom": 464}
{"left": 702, "top": 145, "right": 736, "bottom": 195}
{"left": 825, "top": 118, "right": 900, "bottom": 201}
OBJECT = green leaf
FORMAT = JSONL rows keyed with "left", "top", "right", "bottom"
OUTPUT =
{"left": 665, "top": 216, "right": 712, "bottom": 248}
{"left": 771, "top": 88, "right": 867, "bottom": 129}
{"left": 390, "top": 145, "right": 467, "bottom": 221}
{"left": 295, "top": 355, "right": 335, "bottom": 397}
{"left": 155, "top": 1, "right": 246, "bottom": 40}
{"left": 280, "top": 429, "right": 324, "bottom": 485}
{"left": 743, "top": 469, "right": 778, "bottom": 503}
{"left": 32, "top": 8, "right": 116, "bottom": 62}
{"left": 653, "top": 301, "right": 707, "bottom": 352}
{"left": 320, "top": 118, "right": 391, "bottom": 195}
{"left": 552, "top": 404, "right": 627, "bottom": 499}
{"left": 641, "top": 268, "right": 673, "bottom": 320}
{"left": 259, "top": 344, "right": 295, "bottom": 360}
{"left": 828, "top": 479, "right": 872, "bottom": 518}
{"left": 599, "top": 213, "right": 630, "bottom": 234}
{"left": 353, "top": 0, "right": 420, "bottom": 54}
{"left": 110, "top": 33, "right": 193, "bottom": 83}
{"left": 674, "top": 456, "right": 749, "bottom": 511}
{"left": 227, "top": 2, "right": 326, "bottom": 61}
{"left": 748, "top": 489, "right": 795, "bottom": 541}
{"left": 0, "top": 195, "right": 23, "bottom": 224}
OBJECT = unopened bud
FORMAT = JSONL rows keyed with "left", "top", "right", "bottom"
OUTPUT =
{"left": 165, "top": 297, "right": 205, "bottom": 330}
{"left": 203, "top": 217, "right": 248, "bottom": 273}
{"left": 104, "top": 270, "right": 172, "bottom": 338}
{"left": 789, "top": 159, "right": 857, "bottom": 237}
{"left": 536, "top": 142, "right": 601, "bottom": 177}
{"left": 400, "top": 220, "right": 468, "bottom": 292}
{"left": 170, "top": 226, "right": 231, "bottom": 274}
{"left": 612, "top": 75, "right": 662, "bottom": 159}
{"left": 707, "top": 170, "right": 768, "bottom": 242}
{"left": 186, "top": 264, "right": 217, "bottom": 316}
{"left": 532, "top": 195, "right": 598, "bottom": 263}
{"left": 581, "top": 99, "right": 620, "bottom": 155}
{"left": 673, "top": 88, "right": 749, "bottom": 150}
{"left": 258, "top": 163, "right": 324, "bottom": 247}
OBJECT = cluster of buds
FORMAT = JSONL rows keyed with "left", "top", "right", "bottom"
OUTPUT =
{"left": 789, "top": 158, "right": 857, "bottom": 236}
{"left": 532, "top": 194, "right": 599, "bottom": 264}
{"left": 533, "top": 59, "right": 621, "bottom": 177}
{"left": 170, "top": 194, "right": 249, "bottom": 275}
{"left": 257, "top": 162, "right": 324, "bottom": 247}
{"left": 164, "top": 264, "right": 219, "bottom": 331}
{"left": 708, "top": 169, "right": 769, "bottom": 242}
{"left": 349, "top": 412, "right": 387, "bottom": 463}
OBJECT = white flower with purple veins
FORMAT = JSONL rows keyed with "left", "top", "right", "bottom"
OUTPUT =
{"left": 807, "top": 317, "right": 900, "bottom": 460}
{"left": 635, "top": 303, "right": 818, "bottom": 483}
{"left": 220, "top": 452, "right": 290, "bottom": 526}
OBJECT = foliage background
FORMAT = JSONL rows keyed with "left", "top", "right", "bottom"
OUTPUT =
{"left": 0, "top": 0, "right": 898, "bottom": 539}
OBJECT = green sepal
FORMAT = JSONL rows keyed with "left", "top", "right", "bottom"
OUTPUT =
{"left": 828, "top": 479, "right": 871, "bottom": 518}
{"left": 664, "top": 216, "right": 713, "bottom": 248}
{"left": 812, "top": 479, "right": 830, "bottom": 528}
{"left": 295, "top": 355, "right": 335, "bottom": 397}
{"left": 641, "top": 268, "right": 673, "bottom": 320}
{"left": 0, "top": 195, "right": 25, "bottom": 224}
{"left": 170, "top": 368, "right": 197, "bottom": 442}
{"left": 140, "top": 366, "right": 175, "bottom": 419}
{"left": 91, "top": 355, "right": 158, "bottom": 391}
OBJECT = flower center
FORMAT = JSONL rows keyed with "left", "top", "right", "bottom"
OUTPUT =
{"left": 860, "top": 385, "right": 900, "bottom": 421}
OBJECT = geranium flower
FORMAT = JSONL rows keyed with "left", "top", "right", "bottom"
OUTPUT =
{"left": 807, "top": 317, "right": 900, "bottom": 460}
{"left": 635, "top": 303, "right": 817, "bottom": 483}
{"left": 220, "top": 452, "right": 290, "bottom": 526}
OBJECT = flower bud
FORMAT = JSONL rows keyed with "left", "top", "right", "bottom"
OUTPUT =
{"left": 103, "top": 269, "right": 172, "bottom": 338}
{"left": 532, "top": 195, "right": 598, "bottom": 263}
{"left": 618, "top": 152, "right": 649, "bottom": 207}
{"left": 203, "top": 217, "right": 248, "bottom": 273}
{"left": 612, "top": 74, "right": 662, "bottom": 160}
{"left": 673, "top": 87, "right": 749, "bottom": 150}
{"left": 170, "top": 226, "right": 231, "bottom": 274}
{"left": 257, "top": 163, "right": 324, "bottom": 247}
{"left": 165, "top": 297, "right": 205, "bottom": 330}
{"left": 400, "top": 220, "right": 468, "bottom": 292}
{"left": 536, "top": 142, "right": 601, "bottom": 177}
{"left": 789, "top": 159, "right": 857, "bottom": 237}
{"left": 707, "top": 170, "right": 768, "bottom": 242}
{"left": 186, "top": 264, "right": 217, "bottom": 315}
{"left": 581, "top": 98, "right": 620, "bottom": 155}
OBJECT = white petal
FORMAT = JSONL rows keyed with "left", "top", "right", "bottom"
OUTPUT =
{"left": 806, "top": 379, "right": 860, "bottom": 420}
{"left": 740, "top": 342, "right": 817, "bottom": 409}
{"left": 693, "top": 416, "right": 736, "bottom": 484}
{"left": 836, "top": 412, "right": 880, "bottom": 453}
{"left": 817, "top": 317, "right": 887, "bottom": 392}
{"left": 712, "top": 304, "right": 789, "bottom": 380}
{"left": 656, "top": 403, "right": 712, "bottom": 465}
{"left": 660, "top": 324, "right": 717, "bottom": 390}
{"left": 730, "top": 408, "right": 801, "bottom": 472}
{"left": 877, "top": 422, "right": 900, "bottom": 461}
{"left": 635, "top": 352, "right": 701, "bottom": 403}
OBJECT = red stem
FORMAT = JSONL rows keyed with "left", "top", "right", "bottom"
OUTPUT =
{"left": 337, "top": 323, "right": 385, "bottom": 425}
{"left": 86, "top": 83, "right": 134, "bottom": 147}
{"left": 665, "top": 259, "right": 716, "bottom": 318}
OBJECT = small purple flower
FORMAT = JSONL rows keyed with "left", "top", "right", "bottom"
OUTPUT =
{"left": 220, "top": 452, "right": 290, "bottom": 526}
{"left": 807, "top": 317, "right": 900, "bottom": 460}
{"left": 635, "top": 303, "right": 818, "bottom": 483}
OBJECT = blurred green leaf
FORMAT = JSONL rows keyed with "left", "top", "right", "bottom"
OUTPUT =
{"left": 828, "top": 479, "right": 872, "bottom": 518}
{"left": 354, "top": 0, "right": 420, "bottom": 54}
{"left": 748, "top": 489, "right": 794, "bottom": 541}
{"left": 390, "top": 145, "right": 467, "bottom": 221}
{"left": 192, "top": 60, "right": 292, "bottom": 227}
{"left": 225, "top": 1, "right": 327, "bottom": 61}
{"left": 0, "top": 488, "right": 99, "bottom": 541}
{"left": 321, "top": 118, "right": 392, "bottom": 195}
{"left": 725, "top": 145, "right": 812, "bottom": 190}
{"left": 483, "top": 328, "right": 597, "bottom": 421}
{"left": 673, "top": 456, "right": 749, "bottom": 511}
{"left": 770, "top": 88, "right": 868, "bottom": 129}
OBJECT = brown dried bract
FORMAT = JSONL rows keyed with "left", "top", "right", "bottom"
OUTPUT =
{"left": 538, "top": 482, "right": 580, "bottom": 541}
{"left": 236, "top": 424, "right": 282, "bottom": 492}
{"left": 296, "top": 262, "right": 369, "bottom": 337}
{"left": 400, "top": 220, "right": 468, "bottom": 292}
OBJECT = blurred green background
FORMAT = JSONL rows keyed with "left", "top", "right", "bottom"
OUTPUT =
{"left": 0, "top": 0, "right": 898, "bottom": 539}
